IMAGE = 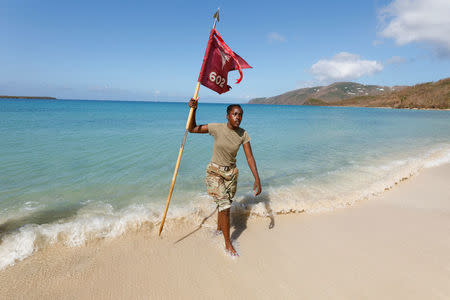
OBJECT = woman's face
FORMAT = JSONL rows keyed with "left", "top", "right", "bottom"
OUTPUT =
{"left": 226, "top": 106, "right": 243, "bottom": 129}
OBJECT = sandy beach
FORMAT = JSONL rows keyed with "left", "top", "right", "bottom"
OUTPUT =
{"left": 1, "top": 163, "right": 449, "bottom": 299}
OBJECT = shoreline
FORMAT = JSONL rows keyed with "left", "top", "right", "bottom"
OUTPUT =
{"left": 248, "top": 102, "right": 450, "bottom": 110}
{"left": 0, "top": 96, "right": 57, "bottom": 100}
{"left": 1, "top": 163, "right": 449, "bottom": 299}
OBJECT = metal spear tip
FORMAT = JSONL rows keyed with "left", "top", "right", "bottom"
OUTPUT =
{"left": 213, "top": 8, "right": 220, "bottom": 22}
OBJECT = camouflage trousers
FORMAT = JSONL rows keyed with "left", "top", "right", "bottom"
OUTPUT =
{"left": 205, "top": 162, "right": 239, "bottom": 211}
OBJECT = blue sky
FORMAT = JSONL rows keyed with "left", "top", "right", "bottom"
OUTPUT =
{"left": 1, "top": 0, "right": 449, "bottom": 103}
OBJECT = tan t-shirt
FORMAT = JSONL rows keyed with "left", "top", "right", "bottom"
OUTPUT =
{"left": 208, "top": 123, "right": 251, "bottom": 167}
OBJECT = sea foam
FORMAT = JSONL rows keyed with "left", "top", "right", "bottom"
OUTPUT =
{"left": 1, "top": 146, "right": 449, "bottom": 270}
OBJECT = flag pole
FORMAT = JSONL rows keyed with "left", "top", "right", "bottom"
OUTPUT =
{"left": 158, "top": 8, "right": 220, "bottom": 236}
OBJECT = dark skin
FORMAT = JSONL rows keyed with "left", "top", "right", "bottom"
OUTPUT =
{"left": 188, "top": 98, "right": 261, "bottom": 255}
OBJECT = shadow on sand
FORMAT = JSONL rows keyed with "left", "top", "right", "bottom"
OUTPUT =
{"left": 230, "top": 192, "right": 274, "bottom": 241}
{"left": 174, "top": 208, "right": 218, "bottom": 244}
{"left": 175, "top": 192, "right": 274, "bottom": 244}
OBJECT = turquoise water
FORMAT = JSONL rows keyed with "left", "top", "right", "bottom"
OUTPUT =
{"left": 1, "top": 98, "right": 450, "bottom": 268}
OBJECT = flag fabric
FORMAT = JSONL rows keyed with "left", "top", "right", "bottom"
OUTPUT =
{"left": 198, "top": 29, "right": 252, "bottom": 94}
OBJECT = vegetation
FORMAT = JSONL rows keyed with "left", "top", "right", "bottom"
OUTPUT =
{"left": 249, "top": 78, "right": 449, "bottom": 109}
{"left": 249, "top": 82, "right": 396, "bottom": 105}
{"left": 331, "top": 78, "right": 450, "bottom": 109}
{"left": 304, "top": 98, "right": 328, "bottom": 106}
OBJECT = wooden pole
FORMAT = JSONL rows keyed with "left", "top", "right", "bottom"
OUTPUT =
{"left": 158, "top": 83, "right": 200, "bottom": 236}
{"left": 158, "top": 9, "right": 220, "bottom": 236}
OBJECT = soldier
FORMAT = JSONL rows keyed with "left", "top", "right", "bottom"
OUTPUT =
{"left": 188, "top": 98, "right": 261, "bottom": 256}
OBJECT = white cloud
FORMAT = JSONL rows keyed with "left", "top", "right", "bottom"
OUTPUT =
{"left": 310, "top": 52, "right": 383, "bottom": 82}
{"left": 379, "top": 0, "right": 450, "bottom": 57}
{"left": 386, "top": 56, "right": 406, "bottom": 64}
{"left": 267, "top": 32, "right": 286, "bottom": 43}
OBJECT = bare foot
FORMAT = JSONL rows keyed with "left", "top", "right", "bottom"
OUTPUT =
{"left": 225, "top": 243, "right": 239, "bottom": 256}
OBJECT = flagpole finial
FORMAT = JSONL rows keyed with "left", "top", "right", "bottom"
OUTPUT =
{"left": 212, "top": 8, "right": 220, "bottom": 29}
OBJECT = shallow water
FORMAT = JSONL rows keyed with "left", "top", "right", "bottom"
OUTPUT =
{"left": 1, "top": 99, "right": 449, "bottom": 269}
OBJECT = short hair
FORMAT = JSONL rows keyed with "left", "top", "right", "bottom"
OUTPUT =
{"left": 226, "top": 104, "right": 243, "bottom": 114}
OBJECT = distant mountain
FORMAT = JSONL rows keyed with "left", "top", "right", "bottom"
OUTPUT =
{"left": 0, "top": 96, "right": 56, "bottom": 99}
{"left": 330, "top": 78, "right": 450, "bottom": 109}
{"left": 248, "top": 78, "right": 450, "bottom": 109}
{"left": 248, "top": 82, "right": 403, "bottom": 105}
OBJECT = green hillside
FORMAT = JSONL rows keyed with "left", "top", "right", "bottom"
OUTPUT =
{"left": 249, "top": 78, "right": 449, "bottom": 109}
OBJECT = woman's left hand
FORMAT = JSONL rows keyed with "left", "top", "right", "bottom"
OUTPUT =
{"left": 253, "top": 180, "right": 261, "bottom": 196}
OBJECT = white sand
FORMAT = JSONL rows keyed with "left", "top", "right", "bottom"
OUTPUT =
{"left": 1, "top": 164, "right": 449, "bottom": 299}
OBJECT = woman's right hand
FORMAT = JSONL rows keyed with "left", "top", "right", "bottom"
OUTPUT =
{"left": 188, "top": 98, "right": 198, "bottom": 109}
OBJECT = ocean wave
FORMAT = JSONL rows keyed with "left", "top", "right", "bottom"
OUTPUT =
{"left": 261, "top": 144, "right": 450, "bottom": 214}
{"left": 1, "top": 145, "right": 449, "bottom": 270}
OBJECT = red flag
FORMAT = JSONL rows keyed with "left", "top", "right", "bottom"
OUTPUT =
{"left": 198, "top": 29, "right": 252, "bottom": 94}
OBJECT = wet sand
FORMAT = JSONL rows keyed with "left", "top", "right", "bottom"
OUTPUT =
{"left": 1, "top": 164, "right": 449, "bottom": 299}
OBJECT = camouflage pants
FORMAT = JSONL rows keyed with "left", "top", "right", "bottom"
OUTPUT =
{"left": 205, "top": 162, "right": 239, "bottom": 211}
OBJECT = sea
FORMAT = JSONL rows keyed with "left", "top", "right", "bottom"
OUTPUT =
{"left": 1, "top": 98, "right": 450, "bottom": 269}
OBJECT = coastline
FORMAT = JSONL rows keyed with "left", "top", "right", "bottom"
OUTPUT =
{"left": 0, "top": 96, "right": 57, "bottom": 100}
{"left": 1, "top": 163, "right": 449, "bottom": 299}
{"left": 248, "top": 78, "right": 450, "bottom": 110}
{"left": 324, "top": 105, "right": 450, "bottom": 111}
{"left": 248, "top": 102, "right": 450, "bottom": 111}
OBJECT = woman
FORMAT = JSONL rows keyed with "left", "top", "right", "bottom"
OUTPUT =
{"left": 188, "top": 98, "right": 261, "bottom": 256}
